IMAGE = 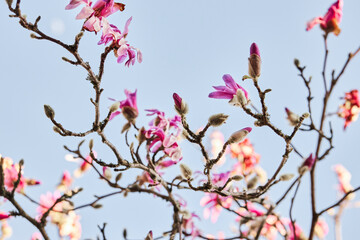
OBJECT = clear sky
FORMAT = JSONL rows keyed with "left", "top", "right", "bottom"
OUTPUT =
{"left": 1, "top": 0, "right": 360, "bottom": 239}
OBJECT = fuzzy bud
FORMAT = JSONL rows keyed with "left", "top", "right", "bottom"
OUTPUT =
{"left": 285, "top": 107, "right": 300, "bottom": 126}
{"left": 145, "top": 231, "right": 153, "bottom": 240}
{"left": 301, "top": 153, "right": 315, "bottom": 170}
{"left": 294, "top": 58, "right": 301, "bottom": 68}
{"left": 89, "top": 139, "right": 94, "bottom": 150}
{"left": 173, "top": 93, "right": 188, "bottom": 115}
{"left": 231, "top": 175, "right": 243, "bottom": 181}
{"left": 279, "top": 173, "right": 294, "bottom": 181}
{"left": 248, "top": 43, "right": 261, "bottom": 79}
{"left": 115, "top": 173, "right": 122, "bottom": 182}
{"left": 44, "top": 105, "right": 55, "bottom": 119}
{"left": 53, "top": 126, "right": 62, "bottom": 134}
{"left": 180, "top": 163, "right": 192, "bottom": 180}
{"left": 137, "top": 127, "right": 146, "bottom": 144}
{"left": 109, "top": 102, "right": 120, "bottom": 113}
{"left": 228, "top": 127, "right": 252, "bottom": 144}
{"left": 247, "top": 176, "right": 258, "bottom": 189}
{"left": 208, "top": 113, "right": 229, "bottom": 127}
{"left": 298, "top": 165, "right": 309, "bottom": 175}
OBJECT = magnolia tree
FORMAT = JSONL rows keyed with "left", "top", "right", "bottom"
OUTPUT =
{"left": 1, "top": 0, "right": 360, "bottom": 239}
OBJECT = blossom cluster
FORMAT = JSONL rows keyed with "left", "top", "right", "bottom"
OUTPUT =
{"left": 65, "top": 0, "right": 142, "bottom": 66}
{"left": 338, "top": 89, "right": 360, "bottom": 129}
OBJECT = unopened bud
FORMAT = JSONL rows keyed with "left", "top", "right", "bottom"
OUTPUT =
{"left": 285, "top": 108, "right": 300, "bottom": 126}
{"left": 53, "top": 126, "right": 62, "bottom": 134}
{"left": 231, "top": 175, "right": 243, "bottom": 181}
{"left": 109, "top": 102, "right": 120, "bottom": 113}
{"left": 44, "top": 105, "right": 55, "bottom": 119}
{"left": 121, "top": 122, "right": 131, "bottom": 133}
{"left": 247, "top": 176, "right": 258, "bottom": 189}
{"left": 180, "top": 163, "right": 192, "bottom": 180}
{"left": 279, "top": 173, "right": 294, "bottom": 181}
{"left": 208, "top": 113, "right": 228, "bottom": 127}
{"left": 248, "top": 43, "right": 261, "bottom": 79}
{"left": 115, "top": 173, "right": 122, "bottom": 182}
{"left": 122, "top": 106, "right": 138, "bottom": 122}
{"left": 19, "top": 159, "right": 24, "bottom": 166}
{"left": 145, "top": 231, "right": 153, "bottom": 240}
{"left": 173, "top": 93, "right": 188, "bottom": 115}
{"left": 302, "top": 112, "right": 310, "bottom": 118}
{"left": 91, "top": 204, "right": 103, "bottom": 209}
{"left": 89, "top": 139, "right": 94, "bottom": 150}
{"left": 294, "top": 58, "right": 300, "bottom": 68}
{"left": 30, "top": 33, "right": 38, "bottom": 39}
{"left": 298, "top": 165, "right": 309, "bottom": 175}
{"left": 102, "top": 166, "right": 112, "bottom": 180}
{"left": 137, "top": 127, "right": 146, "bottom": 144}
{"left": 301, "top": 153, "right": 315, "bottom": 170}
{"left": 228, "top": 127, "right": 252, "bottom": 144}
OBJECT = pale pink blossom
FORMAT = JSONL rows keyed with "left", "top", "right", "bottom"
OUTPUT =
{"left": 210, "top": 131, "right": 227, "bottom": 167}
{"left": 57, "top": 171, "right": 73, "bottom": 192}
{"left": 31, "top": 232, "right": 43, "bottom": 240}
{"left": 230, "top": 138, "right": 260, "bottom": 175}
{"left": 333, "top": 164, "right": 354, "bottom": 198}
{"left": 200, "top": 193, "right": 232, "bottom": 223}
{"left": 37, "top": 191, "right": 63, "bottom": 217}
{"left": 314, "top": 218, "right": 329, "bottom": 239}
{"left": 306, "top": 0, "right": 343, "bottom": 36}
{"left": 74, "top": 151, "right": 97, "bottom": 177}
{"left": 182, "top": 212, "right": 201, "bottom": 239}
{"left": 338, "top": 89, "right": 360, "bottom": 129}
{"left": 1, "top": 220, "right": 12, "bottom": 240}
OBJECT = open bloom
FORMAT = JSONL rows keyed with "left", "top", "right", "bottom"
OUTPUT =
{"left": 109, "top": 89, "right": 138, "bottom": 121}
{"left": 66, "top": 0, "right": 125, "bottom": 32}
{"left": 230, "top": 138, "right": 260, "bottom": 175}
{"left": 209, "top": 74, "right": 249, "bottom": 106}
{"left": 333, "top": 164, "right": 354, "bottom": 199}
{"left": 338, "top": 89, "right": 360, "bottom": 129}
{"left": 306, "top": 0, "right": 343, "bottom": 36}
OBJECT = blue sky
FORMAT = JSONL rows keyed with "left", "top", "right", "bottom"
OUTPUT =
{"left": 1, "top": 0, "right": 360, "bottom": 239}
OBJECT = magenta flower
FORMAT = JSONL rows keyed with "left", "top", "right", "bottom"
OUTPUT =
{"left": 109, "top": 89, "right": 138, "bottom": 121}
{"left": 0, "top": 213, "right": 10, "bottom": 220}
{"left": 66, "top": 0, "right": 125, "bottom": 33}
{"left": 302, "top": 153, "right": 315, "bottom": 169}
{"left": 306, "top": 0, "right": 343, "bottom": 36}
{"left": 209, "top": 74, "right": 249, "bottom": 105}
{"left": 200, "top": 193, "right": 232, "bottom": 223}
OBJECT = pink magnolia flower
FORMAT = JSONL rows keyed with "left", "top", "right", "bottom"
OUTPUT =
{"left": 102, "top": 166, "right": 112, "bottom": 180}
{"left": 209, "top": 131, "right": 227, "bottom": 167}
{"left": 182, "top": 212, "right": 201, "bottom": 239}
{"left": 3, "top": 164, "right": 26, "bottom": 193}
{"left": 200, "top": 193, "right": 232, "bottom": 223}
{"left": 209, "top": 74, "right": 249, "bottom": 106}
{"left": 282, "top": 218, "right": 306, "bottom": 240}
{"left": 37, "top": 191, "right": 63, "bottom": 217}
{"left": 314, "top": 218, "right": 329, "bottom": 239}
{"left": 230, "top": 138, "right": 260, "bottom": 175}
{"left": 31, "top": 232, "right": 43, "bottom": 240}
{"left": 333, "top": 164, "right": 354, "bottom": 198}
{"left": 306, "top": 0, "right": 343, "bottom": 36}
{"left": 57, "top": 171, "right": 73, "bottom": 191}
{"left": 338, "top": 89, "right": 360, "bottom": 129}
{"left": 144, "top": 110, "right": 183, "bottom": 165}
{"left": 1, "top": 220, "right": 12, "bottom": 239}
{"left": 74, "top": 151, "right": 97, "bottom": 178}
{"left": 66, "top": 0, "right": 125, "bottom": 33}
{"left": 109, "top": 89, "right": 138, "bottom": 121}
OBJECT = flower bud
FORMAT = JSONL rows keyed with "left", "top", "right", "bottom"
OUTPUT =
{"left": 44, "top": 105, "right": 55, "bottom": 119}
{"left": 180, "top": 163, "right": 192, "bottom": 180}
{"left": 173, "top": 93, "right": 188, "bottom": 115}
{"left": 145, "top": 231, "right": 153, "bottom": 240}
{"left": 228, "top": 127, "right": 252, "bottom": 144}
{"left": 102, "top": 166, "right": 112, "bottom": 180}
{"left": 122, "top": 106, "right": 138, "bottom": 123}
{"left": 248, "top": 43, "right": 261, "bottom": 79}
{"left": 208, "top": 113, "right": 228, "bottom": 127}
{"left": 0, "top": 213, "right": 10, "bottom": 220}
{"left": 279, "top": 173, "right": 294, "bottom": 181}
{"left": 302, "top": 153, "right": 315, "bottom": 169}
{"left": 231, "top": 175, "right": 243, "bottom": 181}
{"left": 294, "top": 58, "right": 301, "bottom": 68}
{"left": 247, "top": 176, "right": 258, "bottom": 189}
{"left": 285, "top": 108, "right": 300, "bottom": 126}
{"left": 109, "top": 102, "right": 120, "bottom": 113}
{"left": 89, "top": 139, "right": 94, "bottom": 150}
